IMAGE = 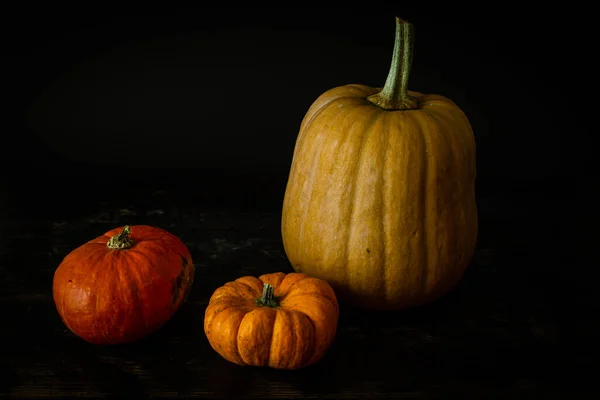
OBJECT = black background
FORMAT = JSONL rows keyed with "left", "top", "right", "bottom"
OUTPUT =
{"left": 3, "top": 6, "right": 590, "bottom": 215}
{"left": 1, "top": 4, "right": 594, "bottom": 398}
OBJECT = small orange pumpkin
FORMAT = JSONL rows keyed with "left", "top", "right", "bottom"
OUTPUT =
{"left": 204, "top": 272, "right": 339, "bottom": 370}
{"left": 53, "top": 225, "right": 194, "bottom": 345}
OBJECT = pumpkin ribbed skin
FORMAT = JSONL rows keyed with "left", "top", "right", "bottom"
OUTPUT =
{"left": 204, "top": 272, "right": 339, "bottom": 370}
{"left": 53, "top": 225, "right": 194, "bottom": 344}
{"left": 281, "top": 84, "right": 477, "bottom": 310}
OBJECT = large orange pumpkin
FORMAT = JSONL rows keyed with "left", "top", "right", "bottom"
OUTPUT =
{"left": 204, "top": 272, "right": 339, "bottom": 370}
{"left": 281, "top": 17, "right": 478, "bottom": 310}
{"left": 52, "top": 225, "right": 194, "bottom": 344}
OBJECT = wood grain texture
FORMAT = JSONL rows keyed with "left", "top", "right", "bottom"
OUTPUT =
{"left": 0, "top": 180, "right": 590, "bottom": 398}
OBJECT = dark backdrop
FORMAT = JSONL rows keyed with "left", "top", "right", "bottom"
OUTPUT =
{"left": 2, "top": 5, "right": 589, "bottom": 220}
{"left": 0, "top": 5, "right": 595, "bottom": 396}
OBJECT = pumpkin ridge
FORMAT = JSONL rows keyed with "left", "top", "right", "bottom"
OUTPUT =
{"left": 418, "top": 94, "right": 460, "bottom": 111}
{"left": 380, "top": 111, "right": 390, "bottom": 302}
{"left": 210, "top": 307, "right": 247, "bottom": 365}
{"left": 114, "top": 251, "right": 134, "bottom": 340}
{"left": 383, "top": 110, "right": 426, "bottom": 303}
{"left": 303, "top": 314, "right": 319, "bottom": 366}
{"left": 58, "top": 268, "right": 75, "bottom": 336}
{"left": 293, "top": 96, "right": 358, "bottom": 162}
{"left": 258, "top": 272, "right": 286, "bottom": 291}
{"left": 285, "top": 277, "right": 339, "bottom": 307}
{"left": 298, "top": 86, "right": 372, "bottom": 135}
{"left": 296, "top": 311, "right": 317, "bottom": 367}
{"left": 126, "top": 247, "right": 171, "bottom": 331}
{"left": 125, "top": 250, "right": 152, "bottom": 331}
{"left": 210, "top": 285, "right": 249, "bottom": 304}
{"left": 235, "top": 311, "right": 250, "bottom": 365}
{"left": 233, "top": 279, "right": 263, "bottom": 300}
{"left": 267, "top": 309, "right": 281, "bottom": 368}
{"left": 290, "top": 296, "right": 337, "bottom": 367}
{"left": 238, "top": 308, "right": 277, "bottom": 366}
{"left": 85, "top": 250, "right": 111, "bottom": 342}
{"left": 345, "top": 84, "right": 380, "bottom": 95}
{"left": 67, "top": 249, "right": 101, "bottom": 339}
{"left": 277, "top": 272, "right": 311, "bottom": 295}
{"left": 93, "top": 256, "right": 112, "bottom": 343}
{"left": 424, "top": 104, "right": 473, "bottom": 186}
{"left": 444, "top": 108, "right": 467, "bottom": 296}
{"left": 131, "top": 246, "right": 167, "bottom": 286}
{"left": 424, "top": 106, "right": 454, "bottom": 295}
{"left": 280, "top": 292, "right": 335, "bottom": 311}
{"left": 279, "top": 306, "right": 318, "bottom": 367}
{"left": 421, "top": 106, "right": 474, "bottom": 298}
{"left": 236, "top": 276, "right": 265, "bottom": 296}
{"left": 402, "top": 111, "right": 430, "bottom": 300}
{"left": 420, "top": 111, "right": 435, "bottom": 299}
{"left": 315, "top": 103, "right": 382, "bottom": 288}
{"left": 277, "top": 309, "right": 296, "bottom": 369}
{"left": 118, "top": 248, "right": 148, "bottom": 338}
{"left": 296, "top": 101, "right": 365, "bottom": 266}
{"left": 207, "top": 297, "right": 250, "bottom": 313}
{"left": 344, "top": 110, "right": 384, "bottom": 296}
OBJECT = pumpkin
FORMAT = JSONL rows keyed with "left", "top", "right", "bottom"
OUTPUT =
{"left": 52, "top": 225, "right": 194, "bottom": 344}
{"left": 204, "top": 272, "right": 339, "bottom": 370}
{"left": 281, "top": 17, "right": 478, "bottom": 310}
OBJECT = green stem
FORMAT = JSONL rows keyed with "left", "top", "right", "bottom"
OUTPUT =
{"left": 367, "top": 16, "right": 419, "bottom": 111}
{"left": 106, "top": 225, "right": 134, "bottom": 249}
{"left": 256, "top": 283, "right": 279, "bottom": 308}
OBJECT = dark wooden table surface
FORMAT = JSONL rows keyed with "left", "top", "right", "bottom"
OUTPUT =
{"left": 0, "top": 175, "right": 593, "bottom": 399}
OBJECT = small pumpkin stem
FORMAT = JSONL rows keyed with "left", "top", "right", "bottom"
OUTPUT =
{"left": 367, "top": 16, "right": 419, "bottom": 111}
{"left": 256, "top": 283, "right": 279, "bottom": 308}
{"left": 106, "top": 225, "right": 134, "bottom": 249}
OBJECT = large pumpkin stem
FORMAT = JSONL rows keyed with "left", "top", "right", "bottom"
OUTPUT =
{"left": 107, "top": 225, "right": 134, "bottom": 249}
{"left": 256, "top": 283, "right": 279, "bottom": 308}
{"left": 367, "top": 17, "right": 419, "bottom": 111}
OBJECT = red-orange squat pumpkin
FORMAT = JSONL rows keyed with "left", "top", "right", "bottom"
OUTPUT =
{"left": 52, "top": 225, "right": 194, "bottom": 345}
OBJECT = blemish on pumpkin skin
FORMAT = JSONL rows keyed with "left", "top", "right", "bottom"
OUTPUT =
{"left": 171, "top": 254, "right": 191, "bottom": 305}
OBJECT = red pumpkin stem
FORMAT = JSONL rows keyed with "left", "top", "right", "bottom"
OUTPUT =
{"left": 367, "top": 16, "right": 419, "bottom": 111}
{"left": 256, "top": 283, "right": 279, "bottom": 308}
{"left": 106, "top": 225, "right": 134, "bottom": 249}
